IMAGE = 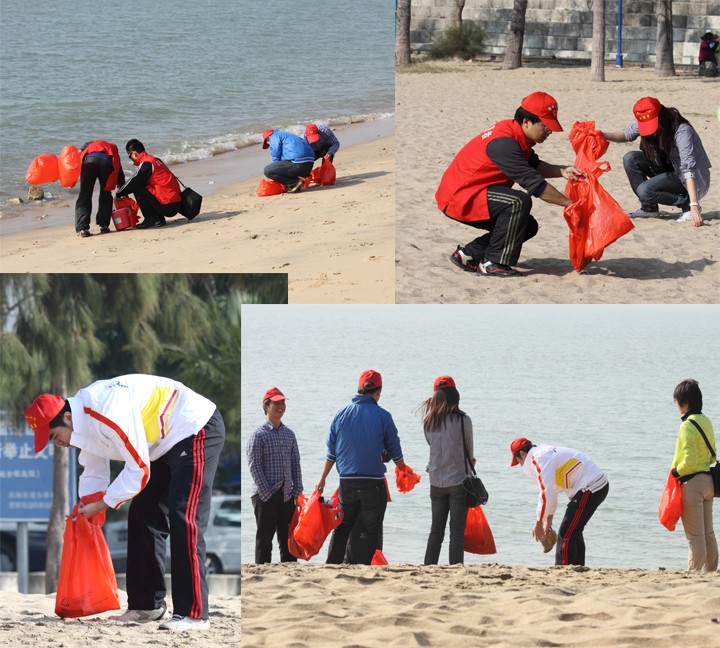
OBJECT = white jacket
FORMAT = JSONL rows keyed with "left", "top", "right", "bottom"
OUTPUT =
{"left": 68, "top": 374, "right": 216, "bottom": 509}
{"left": 521, "top": 445, "right": 607, "bottom": 523}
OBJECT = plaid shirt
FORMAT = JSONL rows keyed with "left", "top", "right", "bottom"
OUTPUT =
{"left": 246, "top": 420, "right": 303, "bottom": 502}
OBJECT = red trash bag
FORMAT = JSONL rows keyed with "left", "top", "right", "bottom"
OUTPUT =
{"left": 290, "top": 492, "right": 344, "bottom": 560}
{"left": 287, "top": 502, "right": 315, "bottom": 561}
{"left": 25, "top": 153, "right": 60, "bottom": 185}
{"left": 256, "top": 178, "right": 286, "bottom": 197}
{"left": 371, "top": 549, "right": 388, "bottom": 565}
{"left": 659, "top": 471, "right": 683, "bottom": 532}
{"left": 58, "top": 145, "right": 81, "bottom": 188}
{"left": 463, "top": 505, "right": 497, "bottom": 555}
{"left": 395, "top": 464, "right": 421, "bottom": 493}
{"left": 563, "top": 121, "right": 634, "bottom": 272}
{"left": 309, "top": 159, "right": 337, "bottom": 186}
{"left": 55, "top": 493, "right": 120, "bottom": 618}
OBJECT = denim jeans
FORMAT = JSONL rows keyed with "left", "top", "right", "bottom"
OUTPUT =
{"left": 424, "top": 483, "right": 468, "bottom": 565}
{"left": 326, "top": 479, "right": 387, "bottom": 565}
{"left": 622, "top": 150, "right": 689, "bottom": 212}
{"left": 263, "top": 160, "right": 314, "bottom": 188}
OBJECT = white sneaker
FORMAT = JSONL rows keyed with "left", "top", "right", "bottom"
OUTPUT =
{"left": 676, "top": 211, "right": 693, "bottom": 222}
{"left": 158, "top": 614, "right": 211, "bottom": 632}
{"left": 109, "top": 605, "right": 168, "bottom": 623}
{"left": 628, "top": 208, "right": 659, "bottom": 218}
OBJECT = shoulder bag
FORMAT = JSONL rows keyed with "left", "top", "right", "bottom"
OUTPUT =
{"left": 460, "top": 415, "right": 488, "bottom": 507}
{"left": 157, "top": 158, "right": 203, "bottom": 220}
{"left": 689, "top": 418, "right": 720, "bottom": 497}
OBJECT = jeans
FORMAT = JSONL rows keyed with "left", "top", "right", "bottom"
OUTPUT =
{"left": 251, "top": 489, "right": 297, "bottom": 564}
{"left": 556, "top": 482, "right": 609, "bottom": 566}
{"left": 424, "top": 483, "right": 468, "bottom": 565}
{"left": 264, "top": 160, "right": 314, "bottom": 188}
{"left": 622, "top": 150, "right": 689, "bottom": 212}
{"left": 326, "top": 479, "right": 387, "bottom": 565}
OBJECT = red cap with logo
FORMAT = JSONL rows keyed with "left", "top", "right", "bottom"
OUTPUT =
{"left": 262, "top": 387, "right": 287, "bottom": 402}
{"left": 633, "top": 97, "right": 662, "bottom": 137}
{"left": 24, "top": 394, "right": 66, "bottom": 453}
{"left": 262, "top": 129, "right": 274, "bottom": 149}
{"left": 510, "top": 437, "right": 533, "bottom": 466}
{"left": 305, "top": 124, "right": 320, "bottom": 143}
{"left": 358, "top": 369, "right": 382, "bottom": 390}
{"left": 433, "top": 375, "right": 456, "bottom": 391}
{"left": 520, "top": 92, "right": 563, "bottom": 132}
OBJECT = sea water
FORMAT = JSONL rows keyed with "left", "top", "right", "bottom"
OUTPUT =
{"left": 0, "top": 0, "right": 393, "bottom": 203}
{"left": 241, "top": 304, "right": 720, "bottom": 570}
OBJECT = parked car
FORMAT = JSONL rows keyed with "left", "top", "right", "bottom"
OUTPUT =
{"left": 0, "top": 522, "right": 48, "bottom": 572}
{"left": 104, "top": 494, "right": 240, "bottom": 574}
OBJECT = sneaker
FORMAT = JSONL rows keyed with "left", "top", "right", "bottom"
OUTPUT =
{"left": 109, "top": 605, "right": 168, "bottom": 623}
{"left": 136, "top": 218, "right": 166, "bottom": 229}
{"left": 676, "top": 211, "right": 693, "bottom": 222}
{"left": 78, "top": 229, "right": 91, "bottom": 238}
{"left": 158, "top": 615, "right": 211, "bottom": 632}
{"left": 99, "top": 226, "right": 111, "bottom": 234}
{"left": 449, "top": 246, "right": 478, "bottom": 273}
{"left": 287, "top": 178, "right": 304, "bottom": 193}
{"left": 477, "top": 260, "right": 520, "bottom": 277}
{"left": 627, "top": 208, "right": 659, "bottom": 219}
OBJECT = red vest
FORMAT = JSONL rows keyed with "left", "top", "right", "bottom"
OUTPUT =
{"left": 81, "top": 140, "right": 122, "bottom": 191}
{"left": 134, "top": 152, "right": 181, "bottom": 204}
{"left": 435, "top": 119, "right": 535, "bottom": 222}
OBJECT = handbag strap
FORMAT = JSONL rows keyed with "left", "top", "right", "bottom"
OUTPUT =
{"left": 689, "top": 418, "right": 717, "bottom": 460}
{"left": 460, "top": 415, "right": 476, "bottom": 476}
{"left": 156, "top": 157, "right": 188, "bottom": 189}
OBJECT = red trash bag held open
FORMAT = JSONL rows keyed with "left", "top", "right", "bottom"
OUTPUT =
{"left": 256, "top": 178, "right": 286, "bottom": 197}
{"left": 309, "top": 158, "right": 337, "bottom": 186}
{"left": 26, "top": 153, "right": 60, "bottom": 185}
{"left": 288, "top": 491, "right": 344, "bottom": 560}
{"left": 395, "top": 464, "right": 421, "bottom": 493}
{"left": 463, "top": 505, "right": 497, "bottom": 555}
{"left": 658, "top": 471, "right": 683, "bottom": 532}
{"left": 58, "top": 145, "right": 82, "bottom": 188}
{"left": 55, "top": 492, "right": 120, "bottom": 618}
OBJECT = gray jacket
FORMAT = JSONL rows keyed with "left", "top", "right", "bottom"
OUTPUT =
{"left": 424, "top": 412, "right": 473, "bottom": 488}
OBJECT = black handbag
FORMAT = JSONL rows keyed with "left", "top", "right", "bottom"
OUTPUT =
{"left": 689, "top": 419, "right": 720, "bottom": 498}
{"left": 179, "top": 185, "right": 202, "bottom": 219}
{"left": 461, "top": 416, "right": 488, "bottom": 507}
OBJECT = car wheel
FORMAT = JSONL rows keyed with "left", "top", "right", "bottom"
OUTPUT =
{"left": 1, "top": 549, "right": 15, "bottom": 572}
{"left": 205, "top": 554, "right": 222, "bottom": 574}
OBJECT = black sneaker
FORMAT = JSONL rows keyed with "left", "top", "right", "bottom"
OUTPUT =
{"left": 99, "top": 226, "right": 111, "bottom": 234}
{"left": 477, "top": 260, "right": 520, "bottom": 277}
{"left": 78, "top": 229, "right": 91, "bottom": 238}
{"left": 449, "top": 246, "right": 478, "bottom": 273}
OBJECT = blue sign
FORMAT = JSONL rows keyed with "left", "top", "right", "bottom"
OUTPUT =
{"left": 0, "top": 427, "right": 76, "bottom": 522}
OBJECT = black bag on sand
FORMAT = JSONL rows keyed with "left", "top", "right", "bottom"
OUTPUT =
{"left": 461, "top": 416, "right": 488, "bottom": 507}
{"left": 180, "top": 186, "right": 202, "bottom": 220}
{"left": 689, "top": 419, "right": 720, "bottom": 498}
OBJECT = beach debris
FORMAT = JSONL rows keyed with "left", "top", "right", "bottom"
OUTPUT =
{"left": 28, "top": 186, "right": 44, "bottom": 201}
{"left": 9, "top": 197, "right": 23, "bottom": 205}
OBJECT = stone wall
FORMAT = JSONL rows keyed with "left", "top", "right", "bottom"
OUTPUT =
{"left": 410, "top": 0, "right": 720, "bottom": 65}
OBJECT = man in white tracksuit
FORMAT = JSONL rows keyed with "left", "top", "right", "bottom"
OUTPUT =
{"left": 510, "top": 437, "right": 609, "bottom": 566}
{"left": 24, "top": 374, "right": 225, "bottom": 632}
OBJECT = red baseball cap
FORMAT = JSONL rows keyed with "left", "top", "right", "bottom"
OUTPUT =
{"left": 24, "top": 394, "right": 66, "bottom": 453}
{"left": 262, "top": 129, "right": 273, "bottom": 149}
{"left": 358, "top": 369, "right": 382, "bottom": 390}
{"left": 433, "top": 375, "right": 456, "bottom": 391}
{"left": 305, "top": 124, "right": 320, "bottom": 143}
{"left": 262, "top": 387, "right": 286, "bottom": 402}
{"left": 633, "top": 97, "right": 662, "bottom": 136}
{"left": 510, "top": 437, "right": 533, "bottom": 466}
{"left": 520, "top": 92, "right": 563, "bottom": 132}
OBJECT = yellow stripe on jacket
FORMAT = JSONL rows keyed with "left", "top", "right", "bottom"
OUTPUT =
{"left": 140, "top": 387, "right": 179, "bottom": 442}
{"left": 555, "top": 457, "right": 582, "bottom": 489}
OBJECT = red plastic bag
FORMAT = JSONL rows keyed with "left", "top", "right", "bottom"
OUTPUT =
{"left": 463, "top": 505, "right": 497, "bottom": 555}
{"left": 256, "top": 178, "right": 286, "bottom": 197}
{"left": 55, "top": 493, "right": 120, "bottom": 618}
{"left": 113, "top": 196, "right": 140, "bottom": 227}
{"left": 659, "top": 471, "right": 683, "bottom": 532}
{"left": 309, "top": 159, "right": 337, "bottom": 186}
{"left": 58, "top": 145, "right": 81, "bottom": 188}
{"left": 289, "top": 492, "right": 344, "bottom": 560}
{"left": 287, "top": 504, "right": 314, "bottom": 561}
{"left": 25, "top": 153, "right": 60, "bottom": 185}
{"left": 371, "top": 549, "right": 388, "bottom": 565}
{"left": 563, "top": 121, "right": 634, "bottom": 272}
{"left": 395, "top": 464, "right": 421, "bottom": 493}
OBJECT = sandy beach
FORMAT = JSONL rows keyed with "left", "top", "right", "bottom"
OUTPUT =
{"left": 0, "top": 589, "right": 239, "bottom": 647}
{"left": 396, "top": 62, "right": 720, "bottom": 303}
{"left": 0, "top": 119, "right": 394, "bottom": 304}
{"left": 241, "top": 563, "right": 719, "bottom": 647}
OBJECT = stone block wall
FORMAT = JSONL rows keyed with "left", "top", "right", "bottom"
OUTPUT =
{"left": 410, "top": 0, "right": 720, "bottom": 65}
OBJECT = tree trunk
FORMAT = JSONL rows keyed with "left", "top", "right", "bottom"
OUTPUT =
{"left": 450, "top": 0, "right": 465, "bottom": 29}
{"left": 503, "top": 0, "right": 528, "bottom": 70}
{"left": 45, "top": 445, "right": 69, "bottom": 594}
{"left": 590, "top": 0, "right": 606, "bottom": 81}
{"left": 655, "top": 0, "right": 676, "bottom": 76}
{"left": 395, "top": 0, "right": 412, "bottom": 67}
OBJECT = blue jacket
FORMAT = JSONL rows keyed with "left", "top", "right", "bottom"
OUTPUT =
{"left": 268, "top": 130, "right": 315, "bottom": 164}
{"left": 326, "top": 395, "right": 403, "bottom": 479}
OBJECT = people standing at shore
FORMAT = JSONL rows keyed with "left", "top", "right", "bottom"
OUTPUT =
{"left": 510, "top": 437, "right": 609, "bottom": 566}
{"left": 115, "top": 139, "right": 182, "bottom": 229}
{"left": 436, "top": 91, "right": 585, "bottom": 277}
{"left": 75, "top": 140, "right": 125, "bottom": 238}
{"left": 246, "top": 387, "right": 303, "bottom": 564}
{"left": 262, "top": 129, "right": 315, "bottom": 193}
{"left": 315, "top": 370, "right": 405, "bottom": 565}
{"left": 421, "top": 376, "right": 473, "bottom": 565}
{"left": 304, "top": 123, "right": 340, "bottom": 165}
{"left": 600, "top": 97, "right": 711, "bottom": 226}
{"left": 24, "top": 374, "right": 225, "bottom": 632}
{"left": 670, "top": 379, "right": 717, "bottom": 572}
